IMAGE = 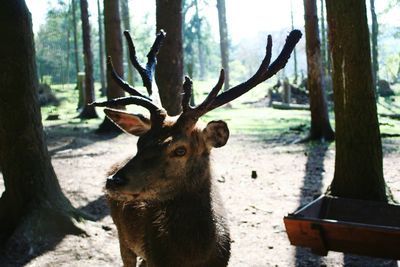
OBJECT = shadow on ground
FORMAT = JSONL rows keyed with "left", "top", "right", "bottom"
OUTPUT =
{"left": 0, "top": 195, "right": 110, "bottom": 267}
{"left": 293, "top": 142, "right": 398, "bottom": 267}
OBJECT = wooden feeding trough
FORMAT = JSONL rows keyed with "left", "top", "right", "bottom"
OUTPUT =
{"left": 284, "top": 195, "right": 400, "bottom": 259}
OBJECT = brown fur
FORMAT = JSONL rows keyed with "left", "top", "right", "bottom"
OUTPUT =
{"left": 105, "top": 111, "right": 231, "bottom": 267}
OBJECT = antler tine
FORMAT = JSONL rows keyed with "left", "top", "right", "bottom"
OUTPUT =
{"left": 107, "top": 57, "right": 150, "bottom": 100}
{"left": 146, "top": 29, "right": 166, "bottom": 76}
{"left": 124, "top": 31, "right": 149, "bottom": 92}
{"left": 194, "top": 69, "right": 225, "bottom": 114}
{"left": 91, "top": 96, "right": 166, "bottom": 125}
{"left": 208, "top": 30, "right": 302, "bottom": 111}
{"left": 265, "top": 30, "right": 301, "bottom": 79}
{"left": 181, "top": 76, "right": 193, "bottom": 112}
{"left": 124, "top": 30, "right": 166, "bottom": 96}
{"left": 177, "top": 70, "right": 225, "bottom": 128}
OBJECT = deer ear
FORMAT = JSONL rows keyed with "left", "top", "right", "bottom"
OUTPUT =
{"left": 203, "top": 120, "right": 229, "bottom": 148}
{"left": 104, "top": 108, "right": 151, "bottom": 136}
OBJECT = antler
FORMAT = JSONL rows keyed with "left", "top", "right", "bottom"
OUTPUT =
{"left": 124, "top": 30, "right": 165, "bottom": 96}
{"left": 178, "top": 30, "right": 302, "bottom": 128}
{"left": 92, "top": 30, "right": 167, "bottom": 127}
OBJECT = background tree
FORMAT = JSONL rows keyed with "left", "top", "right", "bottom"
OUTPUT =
{"left": 302, "top": 0, "right": 334, "bottom": 142}
{"left": 120, "top": 0, "right": 134, "bottom": 85}
{"left": 155, "top": 0, "right": 184, "bottom": 115}
{"left": 193, "top": 0, "right": 206, "bottom": 80}
{"left": 326, "top": 0, "right": 387, "bottom": 201}
{"left": 72, "top": 0, "right": 80, "bottom": 76}
{"left": 319, "top": 0, "right": 328, "bottom": 75}
{"left": 35, "top": 2, "right": 73, "bottom": 84}
{"left": 97, "top": 0, "right": 125, "bottom": 133}
{"left": 370, "top": 0, "right": 379, "bottom": 95}
{"left": 182, "top": 0, "right": 196, "bottom": 79}
{"left": 97, "top": 0, "right": 106, "bottom": 93}
{"left": 78, "top": 0, "right": 98, "bottom": 118}
{"left": 216, "top": 0, "right": 230, "bottom": 91}
{"left": 290, "top": 0, "right": 298, "bottom": 84}
{"left": 0, "top": 0, "right": 85, "bottom": 250}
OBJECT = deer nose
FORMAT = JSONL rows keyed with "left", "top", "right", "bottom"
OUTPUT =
{"left": 106, "top": 175, "right": 127, "bottom": 190}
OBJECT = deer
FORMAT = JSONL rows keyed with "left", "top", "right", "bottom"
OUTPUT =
{"left": 92, "top": 29, "right": 301, "bottom": 267}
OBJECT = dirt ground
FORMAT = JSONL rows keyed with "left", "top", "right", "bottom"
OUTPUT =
{"left": 1, "top": 124, "right": 400, "bottom": 267}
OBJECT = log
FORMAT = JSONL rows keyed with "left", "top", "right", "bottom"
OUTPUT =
{"left": 271, "top": 101, "right": 310, "bottom": 110}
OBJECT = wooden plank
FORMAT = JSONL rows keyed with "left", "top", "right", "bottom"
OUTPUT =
{"left": 284, "top": 195, "right": 400, "bottom": 259}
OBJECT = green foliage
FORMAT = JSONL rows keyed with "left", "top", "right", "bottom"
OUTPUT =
{"left": 35, "top": 0, "right": 104, "bottom": 85}
{"left": 35, "top": 1, "right": 74, "bottom": 84}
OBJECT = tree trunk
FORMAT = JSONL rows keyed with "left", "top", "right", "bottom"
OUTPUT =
{"left": 97, "top": 0, "right": 125, "bottom": 133}
{"left": 79, "top": 0, "right": 98, "bottom": 119}
{"left": 65, "top": 24, "right": 71, "bottom": 85}
{"left": 370, "top": 0, "right": 379, "bottom": 97}
{"left": 326, "top": 0, "right": 387, "bottom": 201}
{"left": 290, "top": 0, "right": 298, "bottom": 84}
{"left": 155, "top": 0, "right": 183, "bottom": 116}
{"left": 303, "top": 0, "right": 334, "bottom": 142}
{"left": 120, "top": 0, "right": 134, "bottom": 85}
{"left": 97, "top": 0, "right": 106, "bottom": 94}
{"left": 216, "top": 0, "right": 230, "bottom": 91}
{"left": 397, "top": 56, "right": 400, "bottom": 82}
{"left": 71, "top": 0, "right": 80, "bottom": 76}
{"left": 194, "top": 0, "right": 206, "bottom": 80}
{"left": 282, "top": 78, "right": 291, "bottom": 104}
{"left": 0, "top": 0, "right": 85, "bottom": 253}
{"left": 319, "top": 0, "right": 327, "bottom": 75}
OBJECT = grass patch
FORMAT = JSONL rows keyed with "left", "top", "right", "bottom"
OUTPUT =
{"left": 41, "top": 80, "right": 400, "bottom": 141}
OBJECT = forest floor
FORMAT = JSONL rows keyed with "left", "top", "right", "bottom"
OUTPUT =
{"left": 1, "top": 120, "right": 400, "bottom": 267}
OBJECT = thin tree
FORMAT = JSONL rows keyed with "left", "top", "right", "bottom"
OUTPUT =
{"left": 397, "top": 57, "right": 400, "bottom": 82}
{"left": 326, "top": 0, "right": 388, "bottom": 201}
{"left": 120, "top": 0, "right": 134, "bottom": 85}
{"left": 194, "top": 0, "right": 206, "bottom": 80}
{"left": 290, "top": 0, "right": 298, "bottom": 84}
{"left": 156, "top": 0, "right": 184, "bottom": 115}
{"left": 79, "top": 0, "right": 98, "bottom": 118}
{"left": 302, "top": 0, "right": 334, "bottom": 142}
{"left": 216, "top": 0, "right": 230, "bottom": 91}
{"left": 97, "top": 0, "right": 125, "bottom": 133}
{"left": 97, "top": 0, "right": 106, "bottom": 94}
{"left": 65, "top": 20, "right": 71, "bottom": 85}
{"left": 71, "top": 0, "right": 80, "bottom": 75}
{"left": 0, "top": 0, "right": 86, "bottom": 254}
{"left": 370, "top": 0, "right": 379, "bottom": 96}
{"left": 319, "top": 0, "right": 328, "bottom": 75}
{"left": 182, "top": 0, "right": 196, "bottom": 106}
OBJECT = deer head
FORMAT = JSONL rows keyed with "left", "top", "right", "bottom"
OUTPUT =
{"left": 92, "top": 30, "right": 301, "bottom": 202}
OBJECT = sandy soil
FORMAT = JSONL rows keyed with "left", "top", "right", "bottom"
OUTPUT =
{"left": 1, "top": 125, "right": 400, "bottom": 267}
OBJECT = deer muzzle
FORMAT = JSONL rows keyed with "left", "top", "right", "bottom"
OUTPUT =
{"left": 106, "top": 175, "right": 127, "bottom": 190}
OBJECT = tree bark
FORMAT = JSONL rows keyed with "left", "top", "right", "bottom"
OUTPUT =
{"left": 97, "top": 0, "right": 125, "bottom": 133}
{"left": 97, "top": 0, "right": 106, "bottom": 94}
{"left": 0, "top": 0, "right": 85, "bottom": 249}
{"left": 370, "top": 0, "right": 379, "bottom": 96}
{"left": 217, "top": 0, "right": 230, "bottom": 91}
{"left": 155, "top": 0, "right": 184, "bottom": 116}
{"left": 79, "top": 0, "right": 98, "bottom": 119}
{"left": 326, "top": 0, "right": 387, "bottom": 201}
{"left": 303, "top": 0, "right": 334, "bottom": 142}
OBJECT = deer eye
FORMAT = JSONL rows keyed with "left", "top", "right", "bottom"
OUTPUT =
{"left": 173, "top": 146, "right": 187, "bottom": 157}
